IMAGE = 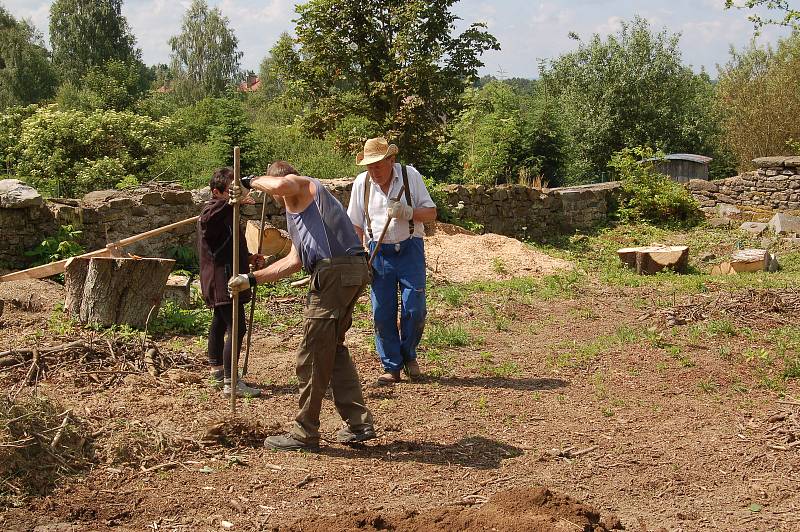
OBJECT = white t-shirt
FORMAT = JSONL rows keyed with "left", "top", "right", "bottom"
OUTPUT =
{"left": 347, "top": 163, "right": 436, "bottom": 245}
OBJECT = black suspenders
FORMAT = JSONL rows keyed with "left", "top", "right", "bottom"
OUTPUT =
{"left": 363, "top": 165, "right": 414, "bottom": 242}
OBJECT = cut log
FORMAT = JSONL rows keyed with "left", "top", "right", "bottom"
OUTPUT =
{"left": 710, "top": 249, "right": 779, "bottom": 275}
{"left": 64, "top": 257, "right": 175, "bottom": 328}
{"left": 245, "top": 220, "right": 291, "bottom": 258}
{"left": 617, "top": 245, "right": 689, "bottom": 275}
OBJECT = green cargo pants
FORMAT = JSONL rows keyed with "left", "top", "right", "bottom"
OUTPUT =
{"left": 289, "top": 255, "right": 374, "bottom": 444}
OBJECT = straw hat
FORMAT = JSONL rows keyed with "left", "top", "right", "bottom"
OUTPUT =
{"left": 356, "top": 137, "right": 399, "bottom": 165}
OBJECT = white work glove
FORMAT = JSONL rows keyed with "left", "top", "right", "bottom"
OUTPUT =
{"left": 228, "top": 273, "right": 256, "bottom": 295}
{"left": 387, "top": 200, "right": 414, "bottom": 221}
{"left": 228, "top": 184, "right": 243, "bottom": 205}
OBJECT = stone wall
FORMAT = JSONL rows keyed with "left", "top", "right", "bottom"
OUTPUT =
{"left": 439, "top": 181, "right": 620, "bottom": 241}
{"left": 688, "top": 156, "right": 800, "bottom": 213}
{"left": 0, "top": 179, "right": 621, "bottom": 271}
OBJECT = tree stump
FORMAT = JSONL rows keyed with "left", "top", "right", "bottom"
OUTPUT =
{"left": 64, "top": 257, "right": 175, "bottom": 328}
{"left": 710, "top": 249, "right": 779, "bottom": 275}
{"left": 617, "top": 245, "right": 689, "bottom": 275}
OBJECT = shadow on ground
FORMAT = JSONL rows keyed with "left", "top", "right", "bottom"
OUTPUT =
{"left": 318, "top": 435, "right": 523, "bottom": 469}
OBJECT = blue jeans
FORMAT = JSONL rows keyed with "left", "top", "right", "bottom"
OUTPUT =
{"left": 369, "top": 237, "right": 427, "bottom": 373}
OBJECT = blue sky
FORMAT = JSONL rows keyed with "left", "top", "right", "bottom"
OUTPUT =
{"left": 4, "top": 0, "right": 793, "bottom": 78}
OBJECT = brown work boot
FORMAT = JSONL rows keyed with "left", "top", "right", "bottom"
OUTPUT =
{"left": 376, "top": 371, "right": 401, "bottom": 386}
{"left": 404, "top": 360, "right": 422, "bottom": 378}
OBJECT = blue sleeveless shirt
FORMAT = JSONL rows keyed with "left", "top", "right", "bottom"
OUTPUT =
{"left": 285, "top": 178, "right": 364, "bottom": 272}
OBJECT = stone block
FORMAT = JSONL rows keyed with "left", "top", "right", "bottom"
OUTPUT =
{"left": 708, "top": 217, "right": 732, "bottom": 228}
{"left": 140, "top": 192, "right": 162, "bottom": 205}
{"left": 768, "top": 212, "right": 800, "bottom": 235}
{"left": 109, "top": 197, "right": 135, "bottom": 210}
{"left": 753, "top": 156, "right": 789, "bottom": 168}
{"left": 163, "top": 274, "right": 192, "bottom": 309}
{"left": 131, "top": 205, "right": 148, "bottom": 217}
{"left": 162, "top": 191, "right": 193, "bottom": 205}
{"left": 739, "top": 221, "right": 768, "bottom": 236}
{"left": 765, "top": 169, "right": 779, "bottom": 177}
{"left": 686, "top": 179, "right": 718, "bottom": 192}
{"left": 716, "top": 203, "right": 741, "bottom": 217}
{"left": 0, "top": 179, "right": 43, "bottom": 208}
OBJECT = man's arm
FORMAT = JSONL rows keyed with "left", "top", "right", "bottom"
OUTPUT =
{"left": 413, "top": 207, "right": 437, "bottom": 223}
{"left": 253, "top": 244, "right": 303, "bottom": 284}
{"left": 250, "top": 174, "right": 302, "bottom": 196}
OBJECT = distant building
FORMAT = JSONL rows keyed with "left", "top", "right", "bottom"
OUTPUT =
{"left": 238, "top": 74, "right": 261, "bottom": 92}
{"left": 646, "top": 154, "right": 713, "bottom": 183}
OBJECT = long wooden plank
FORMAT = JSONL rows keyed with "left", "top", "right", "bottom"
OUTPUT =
{"left": 0, "top": 215, "right": 199, "bottom": 282}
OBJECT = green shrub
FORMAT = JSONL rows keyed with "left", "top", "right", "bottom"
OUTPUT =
{"left": 609, "top": 146, "right": 702, "bottom": 226}
{"left": 16, "top": 105, "right": 176, "bottom": 197}
{"left": 24, "top": 225, "right": 84, "bottom": 266}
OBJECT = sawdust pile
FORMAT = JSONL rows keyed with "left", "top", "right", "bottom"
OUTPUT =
{"left": 424, "top": 223, "right": 571, "bottom": 283}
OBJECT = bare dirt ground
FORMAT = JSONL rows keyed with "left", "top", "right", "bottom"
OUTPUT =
{"left": 1, "top": 227, "right": 800, "bottom": 532}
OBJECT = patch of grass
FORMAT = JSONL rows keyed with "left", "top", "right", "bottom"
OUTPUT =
{"left": 424, "top": 323, "right": 471, "bottom": 348}
{"left": 486, "top": 304, "right": 510, "bottom": 331}
{"left": 698, "top": 379, "right": 719, "bottom": 394}
{"left": 151, "top": 301, "right": 212, "bottom": 336}
{"left": 704, "top": 319, "right": 738, "bottom": 338}
{"left": 432, "top": 284, "right": 466, "bottom": 307}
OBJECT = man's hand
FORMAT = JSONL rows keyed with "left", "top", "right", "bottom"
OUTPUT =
{"left": 249, "top": 254, "right": 266, "bottom": 269}
{"left": 228, "top": 184, "right": 242, "bottom": 205}
{"left": 228, "top": 273, "right": 256, "bottom": 295}
{"left": 387, "top": 200, "right": 413, "bottom": 221}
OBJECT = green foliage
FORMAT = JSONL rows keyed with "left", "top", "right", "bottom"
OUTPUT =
{"left": 150, "top": 301, "right": 211, "bottom": 336}
{"left": 424, "top": 323, "right": 471, "bottom": 348}
{"left": 244, "top": 97, "right": 358, "bottom": 179}
{"left": 725, "top": 1, "right": 800, "bottom": 31}
{"left": 15, "top": 106, "right": 176, "bottom": 197}
{"left": 150, "top": 97, "right": 262, "bottom": 186}
{"left": 24, "top": 225, "right": 84, "bottom": 266}
{"left": 168, "top": 0, "right": 243, "bottom": 103}
{"left": 0, "top": 7, "right": 57, "bottom": 109}
{"left": 56, "top": 60, "right": 149, "bottom": 111}
{"left": 278, "top": 0, "right": 499, "bottom": 174}
{"left": 0, "top": 104, "right": 37, "bottom": 175}
{"left": 609, "top": 146, "right": 702, "bottom": 226}
{"left": 442, "top": 81, "right": 566, "bottom": 185}
{"left": 542, "top": 17, "right": 725, "bottom": 184}
{"left": 49, "top": 0, "right": 140, "bottom": 85}
{"left": 716, "top": 32, "right": 800, "bottom": 169}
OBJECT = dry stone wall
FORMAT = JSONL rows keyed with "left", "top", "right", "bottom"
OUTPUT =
{"left": 0, "top": 179, "right": 620, "bottom": 271}
{"left": 688, "top": 156, "right": 800, "bottom": 213}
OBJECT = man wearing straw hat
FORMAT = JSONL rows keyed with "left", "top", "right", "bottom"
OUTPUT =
{"left": 347, "top": 138, "right": 437, "bottom": 385}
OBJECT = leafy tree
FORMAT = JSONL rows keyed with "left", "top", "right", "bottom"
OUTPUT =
{"left": 49, "top": 0, "right": 140, "bottom": 84}
{"left": 716, "top": 32, "right": 800, "bottom": 168}
{"left": 725, "top": 1, "right": 799, "bottom": 31}
{"left": 56, "top": 59, "right": 149, "bottom": 111}
{"left": 442, "top": 81, "right": 565, "bottom": 186}
{"left": 274, "top": 0, "right": 499, "bottom": 174}
{"left": 150, "top": 97, "right": 262, "bottom": 187}
{"left": 168, "top": 0, "right": 242, "bottom": 103}
{"left": 542, "top": 17, "right": 725, "bottom": 183}
{"left": 15, "top": 105, "right": 176, "bottom": 197}
{"left": 0, "top": 7, "right": 57, "bottom": 108}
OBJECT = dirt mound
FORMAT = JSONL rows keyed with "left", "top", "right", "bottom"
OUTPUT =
{"left": 425, "top": 223, "right": 571, "bottom": 283}
{"left": 280, "top": 486, "right": 623, "bottom": 531}
{"left": 0, "top": 279, "right": 63, "bottom": 313}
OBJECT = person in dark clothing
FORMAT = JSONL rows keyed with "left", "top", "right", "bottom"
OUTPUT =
{"left": 228, "top": 161, "right": 375, "bottom": 451}
{"left": 198, "top": 167, "right": 264, "bottom": 398}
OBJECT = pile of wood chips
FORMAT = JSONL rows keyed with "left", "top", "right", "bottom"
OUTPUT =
{"left": 424, "top": 223, "right": 572, "bottom": 283}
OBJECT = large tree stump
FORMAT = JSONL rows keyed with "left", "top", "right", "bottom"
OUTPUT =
{"left": 64, "top": 257, "right": 175, "bottom": 328}
{"left": 617, "top": 245, "right": 689, "bottom": 275}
